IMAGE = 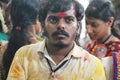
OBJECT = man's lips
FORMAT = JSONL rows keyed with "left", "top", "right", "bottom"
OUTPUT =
{"left": 54, "top": 34, "right": 66, "bottom": 38}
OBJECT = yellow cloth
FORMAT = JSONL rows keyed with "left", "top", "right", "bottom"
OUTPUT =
{"left": 7, "top": 40, "right": 106, "bottom": 80}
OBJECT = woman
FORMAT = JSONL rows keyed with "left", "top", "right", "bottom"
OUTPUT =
{"left": 1, "top": 0, "right": 41, "bottom": 79}
{"left": 85, "top": 0, "right": 120, "bottom": 80}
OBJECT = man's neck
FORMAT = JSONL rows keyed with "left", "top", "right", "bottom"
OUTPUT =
{"left": 46, "top": 43, "right": 74, "bottom": 64}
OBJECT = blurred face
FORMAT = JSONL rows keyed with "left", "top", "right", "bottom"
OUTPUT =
{"left": 44, "top": 6, "right": 78, "bottom": 47}
{"left": 0, "top": 1, "right": 7, "bottom": 18}
{"left": 86, "top": 17, "right": 111, "bottom": 42}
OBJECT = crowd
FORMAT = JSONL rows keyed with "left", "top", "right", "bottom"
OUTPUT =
{"left": 0, "top": 0, "right": 120, "bottom": 80}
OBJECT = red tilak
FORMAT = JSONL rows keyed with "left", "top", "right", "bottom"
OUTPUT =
{"left": 57, "top": 12, "right": 67, "bottom": 18}
{"left": 56, "top": 7, "right": 76, "bottom": 17}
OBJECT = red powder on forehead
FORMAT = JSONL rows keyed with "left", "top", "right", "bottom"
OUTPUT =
{"left": 56, "top": 7, "right": 76, "bottom": 17}
{"left": 57, "top": 12, "right": 67, "bottom": 17}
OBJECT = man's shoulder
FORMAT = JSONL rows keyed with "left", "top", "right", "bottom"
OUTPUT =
{"left": 75, "top": 45, "right": 101, "bottom": 62}
{"left": 21, "top": 41, "right": 43, "bottom": 49}
{"left": 15, "top": 41, "right": 44, "bottom": 56}
{"left": 75, "top": 46, "right": 103, "bottom": 72}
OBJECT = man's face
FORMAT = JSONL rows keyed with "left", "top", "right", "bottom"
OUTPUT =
{"left": 44, "top": 6, "right": 78, "bottom": 47}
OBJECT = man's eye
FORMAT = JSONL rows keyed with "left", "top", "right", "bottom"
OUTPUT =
{"left": 65, "top": 17, "right": 74, "bottom": 23}
{"left": 48, "top": 17, "right": 58, "bottom": 24}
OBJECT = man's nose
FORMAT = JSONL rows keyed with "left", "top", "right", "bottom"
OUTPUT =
{"left": 57, "top": 18, "right": 65, "bottom": 29}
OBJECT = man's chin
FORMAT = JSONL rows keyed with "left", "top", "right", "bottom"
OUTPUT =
{"left": 53, "top": 42, "right": 68, "bottom": 48}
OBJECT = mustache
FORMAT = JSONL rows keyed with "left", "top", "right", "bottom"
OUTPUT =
{"left": 52, "top": 29, "right": 69, "bottom": 37}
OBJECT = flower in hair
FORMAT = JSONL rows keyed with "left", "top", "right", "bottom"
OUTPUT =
{"left": 15, "top": 26, "right": 21, "bottom": 30}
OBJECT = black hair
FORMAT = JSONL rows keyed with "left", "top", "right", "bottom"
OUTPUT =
{"left": 0, "top": 0, "right": 10, "bottom": 4}
{"left": 39, "top": 0, "right": 84, "bottom": 46}
{"left": 85, "top": 0, "right": 115, "bottom": 22}
{"left": 2, "top": 0, "right": 40, "bottom": 79}
{"left": 85, "top": 0, "right": 116, "bottom": 37}
{"left": 39, "top": 0, "right": 84, "bottom": 26}
{"left": 112, "top": 19, "right": 120, "bottom": 39}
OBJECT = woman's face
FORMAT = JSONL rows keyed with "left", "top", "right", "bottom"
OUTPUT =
{"left": 85, "top": 17, "right": 112, "bottom": 43}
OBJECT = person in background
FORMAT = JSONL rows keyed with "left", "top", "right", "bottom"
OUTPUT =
{"left": 4, "top": 0, "right": 12, "bottom": 35}
{"left": 0, "top": 0, "right": 9, "bottom": 42}
{"left": 0, "top": 0, "right": 10, "bottom": 18}
{"left": 112, "top": 19, "right": 120, "bottom": 39}
{"left": 0, "top": 9, "right": 8, "bottom": 44}
{"left": 0, "top": 6, "right": 8, "bottom": 75}
{"left": 1, "top": 0, "right": 41, "bottom": 79}
{"left": 0, "top": 9, "right": 8, "bottom": 80}
{"left": 0, "top": 0, "right": 11, "bottom": 34}
{"left": 85, "top": 0, "right": 120, "bottom": 80}
{"left": 7, "top": 0, "right": 106, "bottom": 80}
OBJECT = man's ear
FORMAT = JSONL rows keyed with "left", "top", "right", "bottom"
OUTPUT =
{"left": 77, "top": 22, "right": 82, "bottom": 34}
{"left": 75, "top": 22, "right": 82, "bottom": 46}
{"left": 39, "top": 21, "right": 46, "bottom": 37}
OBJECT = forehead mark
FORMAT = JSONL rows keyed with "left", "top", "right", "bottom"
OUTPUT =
{"left": 57, "top": 12, "right": 67, "bottom": 18}
{"left": 56, "top": 7, "right": 76, "bottom": 18}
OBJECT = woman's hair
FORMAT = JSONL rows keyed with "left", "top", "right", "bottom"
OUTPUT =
{"left": 85, "top": 0, "right": 116, "bottom": 36}
{"left": 85, "top": 0, "right": 115, "bottom": 22}
{"left": 112, "top": 19, "right": 120, "bottom": 39}
{"left": 2, "top": 0, "right": 40, "bottom": 79}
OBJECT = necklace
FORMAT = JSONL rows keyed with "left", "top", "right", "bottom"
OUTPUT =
{"left": 102, "top": 34, "right": 112, "bottom": 43}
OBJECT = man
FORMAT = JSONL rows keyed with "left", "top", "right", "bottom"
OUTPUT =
{"left": 7, "top": 0, "right": 106, "bottom": 80}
